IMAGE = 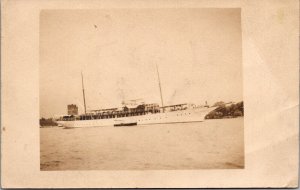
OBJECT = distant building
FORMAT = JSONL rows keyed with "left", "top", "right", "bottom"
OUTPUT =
{"left": 68, "top": 104, "right": 78, "bottom": 115}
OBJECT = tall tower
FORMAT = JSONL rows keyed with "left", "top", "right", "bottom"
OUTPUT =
{"left": 68, "top": 104, "right": 78, "bottom": 115}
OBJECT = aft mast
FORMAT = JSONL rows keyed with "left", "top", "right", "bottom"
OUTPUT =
{"left": 155, "top": 63, "right": 165, "bottom": 113}
{"left": 81, "top": 72, "right": 87, "bottom": 115}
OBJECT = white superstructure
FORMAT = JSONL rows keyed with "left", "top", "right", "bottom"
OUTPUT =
{"left": 57, "top": 105, "right": 216, "bottom": 128}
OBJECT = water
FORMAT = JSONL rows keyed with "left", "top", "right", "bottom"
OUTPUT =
{"left": 40, "top": 118, "right": 244, "bottom": 170}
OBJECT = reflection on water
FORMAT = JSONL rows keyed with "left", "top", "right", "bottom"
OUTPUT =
{"left": 40, "top": 118, "right": 244, "bottom": 170}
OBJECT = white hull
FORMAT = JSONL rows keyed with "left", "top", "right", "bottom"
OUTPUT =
{"left": 58, "top": 107, "right": 216, "bottom": 128}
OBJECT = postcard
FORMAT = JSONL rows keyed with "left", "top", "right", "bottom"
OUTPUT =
{"left": 1, "top": 0, "right": 298, "bottom": 188}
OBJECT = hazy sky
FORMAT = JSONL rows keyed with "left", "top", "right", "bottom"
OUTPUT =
{"left": 40, "top": 9, "right": 242, "bottom": 118}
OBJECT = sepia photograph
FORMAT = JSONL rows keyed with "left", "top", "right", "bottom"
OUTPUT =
{"left": 39, "top": 8, "right": 244, "bottom": 170}
{"left": 1, "top": 0, "right": 298, "bottom": 187}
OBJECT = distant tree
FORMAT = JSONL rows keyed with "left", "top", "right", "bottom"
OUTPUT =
{"left": 40, "top": 117, "right": 58, "bottom": 127}
{"left": 236, "top": 101, "right": 243, "bottom": 107}
{"left": 237, "top": 101, "right": 244, "bottom": 115}
{"left": 233, "top": 110, "right": 243, "bottom": 117}
{"left": 205, "top": 101, "right": 244, "bottom": 119}
{"left": 215, "top": 112, "right": 223, "bottom": 119}
{"left": 213, "top": 101, "right": 225, "bottom": 107}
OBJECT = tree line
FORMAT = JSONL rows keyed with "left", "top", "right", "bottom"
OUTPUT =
{"left": 40, "top": 118, "right": 58, "bottom": 126}
{"left": 205, "top": 101, "right": 244, "bottom": 119}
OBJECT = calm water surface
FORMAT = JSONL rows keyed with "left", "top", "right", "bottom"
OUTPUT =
{"left": 40, "top": 118, "right": 244, "bottom": 170}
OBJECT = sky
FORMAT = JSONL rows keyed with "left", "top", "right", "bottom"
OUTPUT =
{"left": 40, "top": 8, "right": 242, "bottom": 118}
